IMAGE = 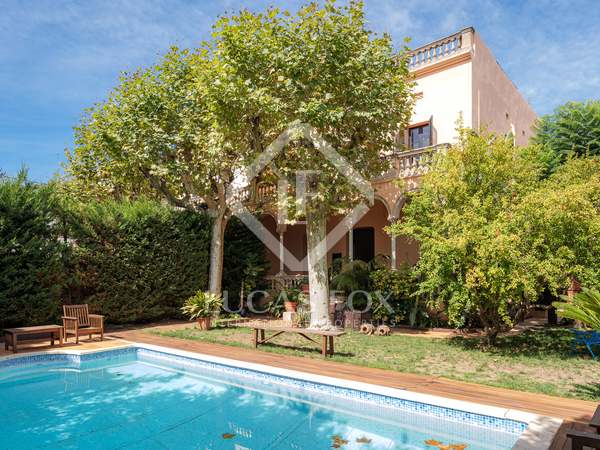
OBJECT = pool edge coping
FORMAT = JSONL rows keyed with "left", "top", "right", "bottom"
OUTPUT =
{"left": 0, "top": 341, "right": 562, "bottom": 449}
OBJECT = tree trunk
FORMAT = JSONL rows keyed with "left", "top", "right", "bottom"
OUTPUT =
{"left": 485, "top": 327, "right": 499, "bottom": 346}
{"left": 306, "top": 208, "right": 333, "bottom": 329}
{"left": 208, "top": 209, "right": 228, "bottom": 296}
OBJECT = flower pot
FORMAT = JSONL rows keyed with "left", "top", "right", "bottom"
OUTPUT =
{"left": 196, "top": 317, "right": 212, "bottom": 330}
{"left": 284, "top": 301, "right": 298, "bottom": 313}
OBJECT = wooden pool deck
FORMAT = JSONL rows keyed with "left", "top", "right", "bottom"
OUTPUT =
{"left": 1, "top": 325, "right": 596, "bottom": 450}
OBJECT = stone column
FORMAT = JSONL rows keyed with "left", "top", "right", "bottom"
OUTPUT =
{"left": 348, "top": 227, "right": 354, "bottom": 261}
{"left": 391, "top": 236, "right": 398, "bottom": 270}
{"left": 276, "top": 224, "right": 287, "bottom": 275}
{"left": 388, "top": 213, "right": 399, "bottom": 270}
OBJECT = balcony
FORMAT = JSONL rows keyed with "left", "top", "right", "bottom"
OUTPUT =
{"left": 382, "top": 143, "right": 449, "bottom": 179}
{"left": 408, "top": 27, "right": 473, "bottom": 72}
{"left": 233, "top": 145, "right": 448, "bottom": 207}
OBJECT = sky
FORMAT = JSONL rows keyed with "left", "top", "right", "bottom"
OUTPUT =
{"left": 1, "top": 0, "right": 599, "bottom": 181}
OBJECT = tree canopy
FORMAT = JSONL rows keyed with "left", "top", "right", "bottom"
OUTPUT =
{"left": 66, "top": 1, "right": 415, "bottom": 324}
{"left": 533, "top": 100, "right": 600, "bottom": 174}
{"left": 389, "top": 130, "right": 543, "bottom": 343}
{"left": 213, "top": 1, "right": 415, "bottom": 328}
{"left": 390, "top": 125, "right": 600, "bottom": 344}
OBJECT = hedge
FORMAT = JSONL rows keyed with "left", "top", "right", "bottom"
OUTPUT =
{"left": 0, "top": 173, "right": 66, "bottom": 328}
{"left": 0, "top": 175, "right": 268, "bottom": 327}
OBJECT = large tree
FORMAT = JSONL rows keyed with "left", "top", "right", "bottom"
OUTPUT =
{"left": 389, "top": 130, "right": 544, "bottom": 344}
{"left": 66, "top": 1, "right": 414, "bottom": 319}
{"left": 533, "top": 100, "right": 600, "bottom": 174}
{"left": 212, "top": 1, "right": 414, "bottom": 328}
{"left": 390, "top": 127, "right": 600, "bottom": 344}
{"left": 66, "top": 46, "right": 263, "bottom": 295}
{"left": 510, "top": 157, "right": 600, "bottom": 289}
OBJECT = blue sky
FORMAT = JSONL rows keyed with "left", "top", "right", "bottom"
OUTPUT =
{"left": 1, "top": 0, "right": 599, "bottom": 181}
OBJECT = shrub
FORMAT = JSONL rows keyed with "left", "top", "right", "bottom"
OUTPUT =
{"left": 388, "top": 130, "right": 543, "bottom": 344}
{"left": 181, "top": 291, "right": 222, "bottom": 320}
{"left": 0, "top": 172, "right": 66, "bottom": 327}
{"left": 222, "top": 218, "right": 270, "bottom": 310}
{"left": 370, "top": 265, "right": 433, "bottom": 327}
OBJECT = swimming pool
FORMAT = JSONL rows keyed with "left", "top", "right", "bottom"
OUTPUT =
{"left": 0, "top": 345, "right": 560, "bottom": 449}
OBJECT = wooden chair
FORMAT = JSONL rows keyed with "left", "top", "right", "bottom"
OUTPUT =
{"left": 62, "top": 304, "right": 104, "bottom": 344}
{"left": 567, "top": 404, "right": 600, "bottom": 450}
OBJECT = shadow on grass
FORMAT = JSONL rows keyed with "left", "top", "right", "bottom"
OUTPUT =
{"left": 448, "top": 327, "right": 576, "bottom": 358}
{"left": 259, "top": 341, "right": 355, "bottom": 357}
{"left": 573, "top": 382, "right": 600, "bottom": 401}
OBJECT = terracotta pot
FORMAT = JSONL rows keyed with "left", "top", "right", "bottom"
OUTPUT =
{"left": 196, "top": 317, "right": 212, "bottom": 330}
{"left": 284, "top": 301, "right": 298, "bottom": 313}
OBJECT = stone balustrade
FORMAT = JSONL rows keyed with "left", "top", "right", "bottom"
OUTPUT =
{"left": 233, "top": 144, "right": 449, "bottom": 207}
{"left": 408, "top": 27, "right": 473, "bottom": 71}
{"left": 265, "top": 274, "right": 306, "bottom": 290}
{"left": 386, "top": 143, "right": 449, "bottom": 179}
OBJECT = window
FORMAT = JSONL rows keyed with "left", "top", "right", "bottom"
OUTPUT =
{"left": 408, "top": 124, "right": 431, "bottom": 149}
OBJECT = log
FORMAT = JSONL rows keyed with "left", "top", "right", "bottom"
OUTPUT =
{"left": 376, "top": 325, "right": 391, "bottom": 336}
{"left": 360, "top": 323, "right": 375, "bottom": 335}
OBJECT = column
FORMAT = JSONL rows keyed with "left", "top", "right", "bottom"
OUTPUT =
{"left": 388, "top": 212, "right": 399, "bottom": 270}
{"left": 277, "top": 224, "right": 286, "bottom": 275}
{"left": 348, "top": 227, "right": 354, "bottom": 261}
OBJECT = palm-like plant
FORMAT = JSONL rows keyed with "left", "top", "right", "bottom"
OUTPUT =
{"left": 181, "top": 291, "right": 222, "bottom": 320}
{"left": 330, "top": 260, "right": 371, "bottom": 294}
{"left": 553, "top": 288, "right": 600, "bottom": 330}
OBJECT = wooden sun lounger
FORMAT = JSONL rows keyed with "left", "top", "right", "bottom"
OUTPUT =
{"left": 3, "top": 325, "right": 63, "bottom": 353}
{"left": 62, "top": 304, "right": 104, "bottom": 344}
{"left": 567, "top": 404, "right": 600, "bottom": 449}
{"left": 245, "top": 322, "right": 344, "bottom": 357}
{"left": 591, "top": 404, "right": 600, "bottom": 434}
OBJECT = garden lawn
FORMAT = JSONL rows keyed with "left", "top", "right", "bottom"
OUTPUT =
{"left": 152, "top": 326, "right": 600, "bottom": 402}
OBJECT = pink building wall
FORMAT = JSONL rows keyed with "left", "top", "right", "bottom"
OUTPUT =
{"left": 471, "top": 31, "right": 537, "bottom": 146}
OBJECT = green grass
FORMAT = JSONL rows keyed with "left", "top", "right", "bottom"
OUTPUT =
{"left": 152, "top": 325, "right": 600, "bottom": 402}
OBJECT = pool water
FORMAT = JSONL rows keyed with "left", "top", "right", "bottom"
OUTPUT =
{"left": 0, "top": 349, "right": 523, "bottom": 449}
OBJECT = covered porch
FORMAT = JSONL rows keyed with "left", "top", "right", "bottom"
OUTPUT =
{"left": 260, "top": 197, "right": 419, "bottom": 289}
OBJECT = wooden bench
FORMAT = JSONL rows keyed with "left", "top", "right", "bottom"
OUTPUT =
{"left": 3, "top": 325, "right": 63, "bottom": 353}
{"left": 245, "top": 322, "right": 344, "bottom": 357}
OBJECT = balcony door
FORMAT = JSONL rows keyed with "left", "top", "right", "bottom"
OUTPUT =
{"left": 353, "top": 227, "right": 374, "bottom": 263}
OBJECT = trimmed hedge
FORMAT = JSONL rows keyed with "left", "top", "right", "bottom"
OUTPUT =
{"left": 0, "top": 177, "right": 267, "bottom": 326}
{"left": 0, "top": 173, "right": 66, "bottom": 328}
{"left": 67, "top": 200, "right": 212, "bottom": 323}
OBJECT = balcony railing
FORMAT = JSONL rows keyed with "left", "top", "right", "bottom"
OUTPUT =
{"left": 232, "top": 144, "right": 448, "bottom": 205}
{"left": 408, "top": 28, "right": 473, "bottom": 70}
{"left": 265, "top": 274, "right": 306, "bottom": 290}
{"left": 384, "top": 143, "right": 449, "bottom": 178}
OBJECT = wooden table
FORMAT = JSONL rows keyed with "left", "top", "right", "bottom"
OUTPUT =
{"left": 246, "top": 323, "right": 345, "bottom": 357}
{"left": 3, "top": 325, "right": 63, "bottom": 353}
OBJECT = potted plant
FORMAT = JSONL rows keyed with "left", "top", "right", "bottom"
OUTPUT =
{"left": 181, "top": 291, "right": 222, "bottom": 330}
{"left": 330, "top": 260, "right": 372, "bottom": 329}
{"left": 283, "top": 287, "right": 302, "bottom": 312}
